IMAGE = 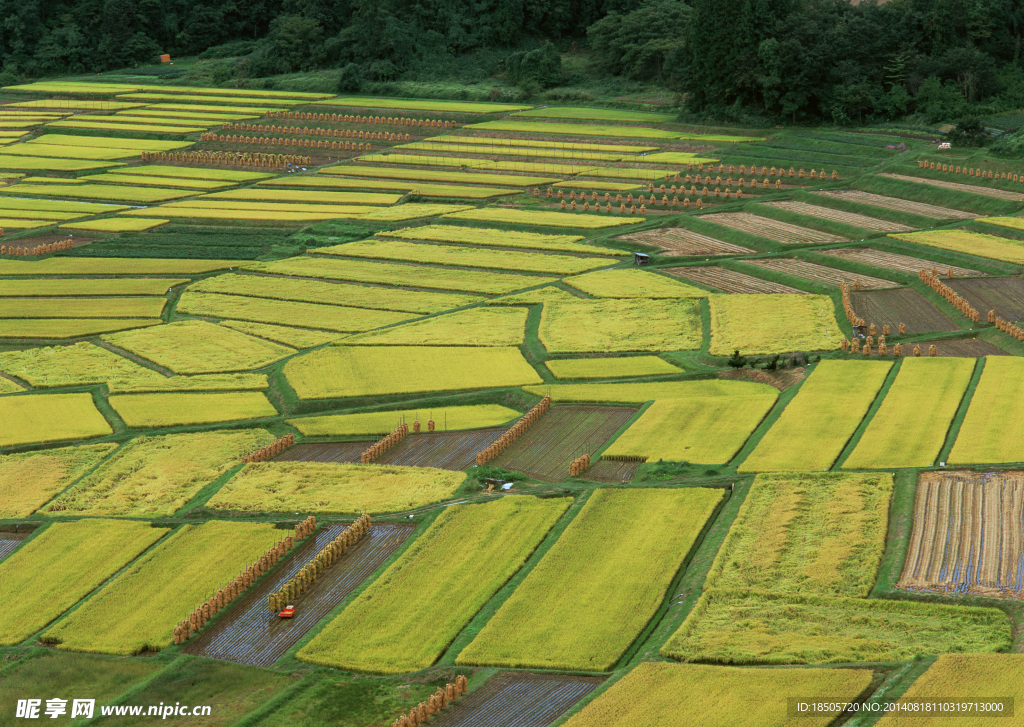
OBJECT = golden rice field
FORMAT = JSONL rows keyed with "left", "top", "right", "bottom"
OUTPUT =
{"left": 114, "top": 165, "right": 272, "bottom": 181}
{"left": 0, "top": 520, "right": 168, "bottom": 646}
{"left": 708, "top": 294, "right": 844, "bottom": 355}
{"left": 103, "top": 320, "right": 296, "bottom": 374}
{"left": 949, "top": 357, "right": 1024, "bottom": 465}
{"left": 175, "top": 291, "right": 415, "bottom": 333}
{"left": 0, "top": 392, "right": 112, "bottom": 447}
{"left": 0, "top": 319, "right": 161, "bottom": 339}
{"left": 205, "top": 188, "right": 403, "bottom": 205}
{"left": 341, "top": 307, "right": 527, "bottom": 346}
{"left": 706, "top": 472, "right": 893, "bottom": 596}
{"left": 544, "top": 355, "right": 682, "bottom": 379}
{"left": 287, "top": 404, "right": 520, "bottom": 436}
{"left": 319, "top": 164, "right": 559, "bottom": 187}
{"left": 284, "top": 345, "right": 542, "bottom": 399}
{"left": 561, "top": 662, "right": 873, "bottom": 727}
{"left": 44, "top": 429, "right": 274, "bottom": 517}
{"left": 108, "top": 392, "right": 277, "bottom": 427}
{"left": 538, "top": 299, "right": 702, "bottom": 353}
{"left": 514, "top": 106, "right": 675, "bottom": 122}
{"left": 60, "top": 217, "right": 169, "bottom": 232}
{"left": 82, "top": 173, "right": 233, "bottom": 188}
{"left": 525, "top": 379, "right": 778, "bottom": 403}
{"left": 400, "top": 141, "right": 629, "bottom": 161}
{"left": 207, "top": 462, "right": 467, "bottom": 514}
{"left": 0, "top": 279, "right": 187, "bottom": 297}
{"left": 122, "top": 207, "right": 369, "bottom": 223}
{"left": 427, "top": 134, "right": 657, "bottom": 153}
{"left": 190, "top": 272, "right": 480, "bottom": 314}
{"left": 739, "top": 361, "right": 892, "bottom": 472}
{"left": 0, "top": 443, "right": 116, "bottom": 518}
{"left": 260, "top": 175, "right": 517, "bottom": 198}
{"left": 662, "top": 588, "right": 1011, "bottom": 665}
{"left": 383, "top": 224, "right": 628, "bottom": 255}
{"left": 0, "top": 257, "right": 244, "bottom": 275}
{"left": 218, "top": 321, "right": 341, "bottom": 348}
{"left": 891, "top": 229, "right": 1024, "bottom": 265}
{"left": 0, "top": 342, "right": 166, "bottom": 388}
{"left": 0, "top": 154, "right": 119, "bottom": 171}
{"left": 0, "top": 297, "right": 166, "bottom": 320}
{"left": 43, "top": 521, "right": 283, "bottom": 655}
{"left": 297, "top": 496, "right": 569, "bottom": 674}
{"left": 844, "top": 357, "right": 975, "bottom": 469}
{"left": 105, "top": 373, "right": 268, "bottom": 394}
{"left": 465, "top": 120, "right": 685, "bottom": 139}
{"left": 359, "top": 203, "right": 475, "bottom": 221}
{"left": 316, "top": 239, "right": 616, "bottom": 274}
{"left": 0, "top": 377, "right": 23, "bottom": 394}
{"left": 443, "top": 206, "right": 642, "bottom": 228}
{"left": 489, "top": 286, "right": 581, "bottom": 305}
{"left": 249, "top": 256, "right": 557, "bottom": 295}
{"left": 323, "top": 96, "right": 529, "bottom": 112}
{"left": 457, "top": 488, "right": 722, "bottom": 671}
{"left": 564, "top": 269, "right": 708, "bottom": 298}
{"left": 603, "top": 394, "right": 777, "bottom": 463}
{"left": 876, "top": 654, "right": 1024, "bottom": 727}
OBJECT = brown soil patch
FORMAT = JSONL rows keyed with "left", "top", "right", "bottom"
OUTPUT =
{"left": 182, "top": 522, "right": 415, "bottom": 666}
{"left": 701, "top": 212, "right": 847, "bottom": 244}
{"left": 946, "top": 277, "right": 1024, "bottom": 321}
{"left": 850, "top": 288, "right": 958, "bottom": 332}
{"left": 584, "top": 458, "right": 641, "bottom": 483}
{"left": 880, "top": 173, "right": 1024, "bottom": 201}
{"left": 745, "top": 258, "right": 898, "bottom": 289}
{"left": 813, "top": 190, "right": 974, "bottom": 220}
{"left": 820, "top": 247, "right": 985, "bottom": 277}
{"left": 5, "top": 234, "right": 96, "bottom": 248}
{"left": 431, "top": 672, "right": 605, "bottom": 727}
{"left": 619, "top": 227, "right": 753, "bottom": 256}
{"left": 909, "top": 338, "right": 1008, "bottom": 357}
{"left": 276, "top": 441, "right": 368, "bottom": 463}
{"left": 0, "top": 533, "right": 27, "bottom": 561}
{"left": 664, "top": 265, "right": 806, "bottom": 294}
{"left": 764, "top": 200, "right": 913, "bottom": 232}
{"left": 376, "top": 428, "right": 504, "bottom": 470}
{"left": 718, "top": 366, "right": 807, "bottom": 391}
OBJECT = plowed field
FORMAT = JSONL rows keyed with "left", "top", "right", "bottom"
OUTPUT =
{"left": 182, "top": 523, "right": 415, "bottom": 666}
{"left": 946, "top": 278, "right": 1024, "bottom": 321}
{"left": 664, "top": 266, "right": 806, "bottom": 294}
{"left": 431, "top": 672, "right": 605, "bottom": 727}
{"left": 907, "top": 339, "right": 1007, "bottom": 357}
{"left": 899, "top": 471, "right": 1024, "bottom": 598}
{"left": 701, "top": 212, "right": 847, "bottom": 244}
{"left": 850, "top": 288, "right": 958, "bottom": 332}
{"left": 618, "top": 227, "right": 753, "bottom": 256}
{"left": 744, "top": 258, "right": 898, "bottom": 289}
{"left": 375, "top": 428, "right": 504, "bottom": 470}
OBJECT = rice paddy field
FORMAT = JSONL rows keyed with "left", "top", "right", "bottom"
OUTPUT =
{"left": 7, "top": 81, "right": 1024, "bottom": 722}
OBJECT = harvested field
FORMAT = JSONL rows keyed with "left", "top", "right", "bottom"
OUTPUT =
{"left": 183, "top": 523, "right": 415, "bottom": 666}
{"left": 947, "top": 277, "right": 1024, "bottom": 321}
{"left": 879, "top": 173, "right": 1024, "bottom": 201}
{"left": 701, "top": 212, "right": 847, "bottom": 244}
{"left": 584, "top": 458, "right": 641, "bottom": 483}
{"left": 907, "top": 338, "right": 1007, "bottom": 357}
{"left": 491, "top": 405, "right": 637, "bottom": 481}
{"left": 850, "top": 288, "right": 958, "bottom": 332}
{"left": 0, "top": 533, "right": 26, "bottom": 560}
{"left": 821, "top": 247, "right": 985, "bottom": 277}
{"left": 618, "top": 227, "right": 753, "bottom": 256}
{"left": 814, "top": 190, "right": 975, "bottom": 219}
{"left": 898, "top": 471, "right": 1024, "bottom": 598}
{"left": 430, "top": 672, "right": 605, "bottom": 727}
{"left": 375, "top": 428, "right": 504, "bottom": 470}
{"left": 664, "top": 266, "right": 806, "bottom": 294}
{"left": 744, "top": 258, "right": 899, "bottom": 289}
{"left": 275, "top": 442, "right": 367, "bottom": 464}
{"left": 764, "top": 200, "right": 913, "bottom": 232}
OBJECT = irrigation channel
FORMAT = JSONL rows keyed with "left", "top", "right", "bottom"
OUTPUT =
{"left": 431, "top": 672, "right": 606, "bottom": 727}
{"left": 183, "top": 522, "right": 416, "bottom": 666}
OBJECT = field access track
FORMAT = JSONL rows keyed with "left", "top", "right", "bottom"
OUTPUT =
{"left": 850, "top": 288, "right": 958, "bottom": 332}
{"left": 899, "top": 471, "right": 1024, "bottom": 598}
{"left": 619, "top": 227, "right": 753, "bottom": 256}
{"left": 431, "top": 672, "right": 605, "bottom": 727}
{"left": 946, "top": 278, "right": 1024, "bottom": 322}
{"left": 491, "top": 405, "right": 637, "bottom": 482}
{"left": 182, "top": 522, "right": 416, "bottom": 666}
{"left": 664, "top": 266, "right": 806, "bottom": 294}
{"left": 376, "top": 427, "right": 504, "bottom": 470}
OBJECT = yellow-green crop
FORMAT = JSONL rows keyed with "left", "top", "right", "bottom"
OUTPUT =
{"left": 44, "top": 521, "right": 283, "bottom": 655}
{"left": 544, "top": 356, "right": 682, "bottom": 379}
{"left": 0, "top": 393, "right": 112, "bottom": 448}
{"left": 891, "top": 229, "right": 1024, "bottom": 265}
{"left": 341, "top": 307, "right": 527, "bottom": 346}
{"left": 0, "top": 297, "right": 165, "bottom": 319}
{"left": 383, "top": 224, "right": 628, "bottom": 256}
{"left": 0, "top": 319, "right": 159, "bottom": 339}
{"left": 297, "top": 496, "right": 569, "bottom": 673}
{"left": 443, "top": 207, "right": 641, "bottom": 228}
{"left": 0, "top": 520, "right": 168, "bottom": 645}
{"left": 208, "top": 462, "right": 467, "bottom": 514}
{"left": 457, "top": 488, "right": 722, "bottom": 671}
{"left": 0, "top": 342, "right": 165, "bottom": 388}
{"left": 287, "top": 404, "right": 520, "bottom": 436}
{"left": 525, "top": 379, "right": 777, "bottom": 403}
{"left": 539, "top": 299, "right": 702, "bottom": 353}
{"left": 739, "top": 360, "right": 892, "bottom": 472}
{"left": 709, "top": 294, "right": 843, "bottom": 355}
{"left": 108, "top": 392, "right": 277, "bottom": 427}
{"left": 565, "top": 269, "right": 708, "bottom": 298}
{"left": 0, "top": 444, "right": 117, "bottom": 517}
{"left": 949, "top": 357, "right": 1024, "bottom": 465}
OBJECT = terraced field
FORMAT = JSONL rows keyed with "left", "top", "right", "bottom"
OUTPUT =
{"left": 850, "top": 288, "right": 958, "bottom": 332}
{"left": 946, "top": 277, "right": 1024, "bottom": 320}
{"left": 821, "top": 247, "right": 986, "bottom": 277}
{"left": 618, "top": 227, "right": 754, "bottom": 255}
{"left": 701, "top": 212, "right": 847, "bottom": 244}
{"left": 764, "top": 200, "right": 913, "bottom": 231}
{"left": 744, "top": 258, "right": 899, "bottom": 289}
{"left": 880, "top": 173, "right": 1024, "bottom": 200}
{"left": 664, "top": 266, "right": 806, "bottom": 294}
{"left": 814, "top": 189, "right": 975, "bottom": 219}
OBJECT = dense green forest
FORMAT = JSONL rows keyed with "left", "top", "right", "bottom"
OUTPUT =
{"left": 3, "top": 0, "right": 1024, "bottom": 125}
